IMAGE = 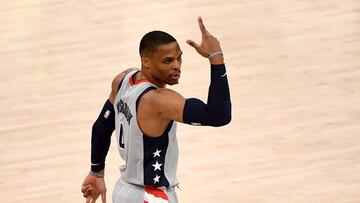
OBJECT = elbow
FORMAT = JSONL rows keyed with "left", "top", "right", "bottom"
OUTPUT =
{"left": 213, "top": 112, "right": 231, "bottom": 127}
{"left": 211, "top": 102, "right": 232, "bottom": 127}
{"left": 222, "top": 112, "right": 232, "bottom": 126}
{"left": 221, "top": 101, "right": 232, "bottom": 126}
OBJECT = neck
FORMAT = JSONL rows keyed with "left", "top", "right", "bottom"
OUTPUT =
{"left": 137, "top": 70, "right": 166, "bottom": 88}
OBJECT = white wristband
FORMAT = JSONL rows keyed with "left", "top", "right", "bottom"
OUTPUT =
{"left": 208, "top": 51, "right": 223, "bottom": 59}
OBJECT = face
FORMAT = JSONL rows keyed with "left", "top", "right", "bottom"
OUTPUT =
{"left": 142, "top": 41, "right": 182, "bottom": 87}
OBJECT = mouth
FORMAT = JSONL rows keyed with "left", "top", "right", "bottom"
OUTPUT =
{"left": 170, "top": 73, "right": 181, "bottom": 80}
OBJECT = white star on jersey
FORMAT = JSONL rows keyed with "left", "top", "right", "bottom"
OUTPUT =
{"left": 153, "top": 149, "right": 161, "bottom": 158}
{"left": 153, "top": 175, "right": 160, "bottom": 184}
{"left": 152, "top": 161, "right": 162, "bottom": 171}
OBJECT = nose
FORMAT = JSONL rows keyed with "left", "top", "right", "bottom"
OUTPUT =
{"left": 173, "top": 59, "right": 181, "bottom": 71}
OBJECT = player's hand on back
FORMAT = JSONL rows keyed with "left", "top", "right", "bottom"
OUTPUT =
{"left": 81, "top": 174, "right": 107, "bottom": 203}
{"left": 186, "top": 16, "right": 224, "bottom": 64}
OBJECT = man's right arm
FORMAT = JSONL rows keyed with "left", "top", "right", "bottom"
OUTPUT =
{"left": 148, "top": 62, "right": 231, "bottom": 127}
{"left": 183, "top": 63, "right": 231, "bottom": 126}
{"left": 148, "top": 17, "right": 232, "bottom": 127}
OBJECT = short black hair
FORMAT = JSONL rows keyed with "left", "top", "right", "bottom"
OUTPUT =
{"left": 139, "top": 30, "right": 177, "bottom": 56}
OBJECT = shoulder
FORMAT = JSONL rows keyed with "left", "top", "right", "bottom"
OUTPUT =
{"left": 109, "top": 67, "right": 139, "bottom": 103}
{"left": 144, "top": 88, "right": 183, "bottom": 101}
{"left": 111, "top": 68, "right": 138, "bottom": 92}
{"left": 140, "top": 87, "right": 185, "bottom": 121}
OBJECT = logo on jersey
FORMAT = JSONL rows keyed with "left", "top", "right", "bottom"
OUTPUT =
{"left": 104, "top": 110, "right": 111, "bottom": 119}
{"left": 116, "top": 99, "right": 133, "bottom": 125}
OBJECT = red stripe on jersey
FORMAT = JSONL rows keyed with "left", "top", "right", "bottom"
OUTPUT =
{"left": 129, "top": 74, "right": 150, "bottom": 86}
{"left": 145, "top": 186, "right": 168, "bottom": 200}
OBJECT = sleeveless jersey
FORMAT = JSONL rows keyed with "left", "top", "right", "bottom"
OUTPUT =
{"left": 114, "top": 70, "right": 179, "bottom": 188}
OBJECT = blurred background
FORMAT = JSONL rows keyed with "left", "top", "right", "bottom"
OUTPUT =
{"left": 0, "top": 0, "right": 359, "bottom": 202}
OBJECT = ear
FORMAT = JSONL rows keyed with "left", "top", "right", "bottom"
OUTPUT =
{"left": 141, "top": 56, "right": 151, "bottom": 69}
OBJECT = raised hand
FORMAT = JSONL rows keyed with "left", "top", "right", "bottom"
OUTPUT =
{"left": 186, "top": 16, "right": 224, "bottom": 64}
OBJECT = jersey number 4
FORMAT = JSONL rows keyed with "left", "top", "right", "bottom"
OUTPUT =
{"left": 119, "top": 124, "right": 125, "bottom": 149}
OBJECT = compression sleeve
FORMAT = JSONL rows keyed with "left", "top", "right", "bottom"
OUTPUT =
{"left": 183, "top": 64, "right": 231, "bottom": 127}
{"left": 90, "top": 99, "right": 115, "bottom": 172}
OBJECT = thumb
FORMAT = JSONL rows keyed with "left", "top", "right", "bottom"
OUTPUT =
{"left": 186, "top": 39, "right": 207, "bottom": 57}
{"left": 101, "top": 191, "right": 107, "bottom": 203}
{"left": 186, "top": 39, "right": 200, "bottom": 49}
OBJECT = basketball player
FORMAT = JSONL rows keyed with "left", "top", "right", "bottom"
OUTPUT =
{"left": 81, "top": 16, "right": 231, "bottom": 203}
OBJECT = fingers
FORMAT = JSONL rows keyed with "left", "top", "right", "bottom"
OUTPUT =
{"left": 198, "top": 16, "right": 207, "bottom": 35}
{"left": 101, "top": 191, "right": 107, "bottom": 203}
{"left": 81, "top": 184, "right": 92, "bottom": 193}
{"left": 198, "top": 16, "right": 213, "bottom": 37}
{"left": 86, "top": 196, "right": 92, "bottom": 203}
{"left": 85, "top": 191, "right": 99, "bottom": 203}
{"left": 83, "top": 187, "right": 94, "bottom": 198}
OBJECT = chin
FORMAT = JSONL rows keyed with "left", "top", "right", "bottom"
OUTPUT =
{"left": 168, "top": 80, "right": 179, "bottom": 85}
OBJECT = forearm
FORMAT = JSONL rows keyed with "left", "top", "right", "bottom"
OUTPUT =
{"left": 91, "top": 122, "right": 112, "bottom": 172}
{"left": 183, "top": 63, "right": 231, "bottom": 126}
{"left": 90, "top": 99, "right": 115, "bottom": 172}
{"left": 207, "top": 63, "right": 230, "bottom": 109}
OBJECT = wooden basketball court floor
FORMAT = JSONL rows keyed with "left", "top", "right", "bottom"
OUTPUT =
{"left": 0, "top": 0, "right": 359, "bottom": 202}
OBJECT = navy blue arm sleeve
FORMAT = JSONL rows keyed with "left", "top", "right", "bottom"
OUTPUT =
{"left": 91, "top": 99, "right": 115, "bottom": 172}
{"left": 183, "top": 64, "right": 231, "bottom": 127}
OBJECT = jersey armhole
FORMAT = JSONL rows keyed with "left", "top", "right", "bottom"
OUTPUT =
{"left": 135, "top": 86, "right": 174, "bottom": 138}
{"left": 117, "top": 77, "right": 125, "bottom": 92}
{"left": 135, "top": 86, "right": 157, "bottom": 110}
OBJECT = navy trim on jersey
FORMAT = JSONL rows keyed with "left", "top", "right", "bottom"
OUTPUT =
{"left": 135, "top": 86, "right": 157, "bottom": 109}
{"left": 117, "top": 77, "right": 125, "bottom": 92}
{"left": 135, "top": 86, "right": 173, "bottom": 187}
{"left": 143, "top": 120, "right": 173, "bottom": 187}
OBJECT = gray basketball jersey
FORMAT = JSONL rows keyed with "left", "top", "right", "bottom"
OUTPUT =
{"left": 114, "top": 70, "right": 179, "bottom": 188}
